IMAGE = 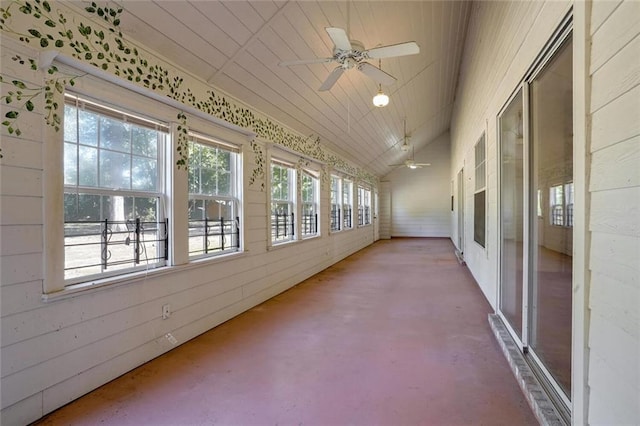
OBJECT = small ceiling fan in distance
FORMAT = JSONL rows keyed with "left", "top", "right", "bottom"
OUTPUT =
{"left": 279, "top": 27, "right": 420, "bottom": 91}
{"left": 390, "top": 123, "right": 431, "bottom": 170}
{"left": 390, "top": 145, "right": 431, "bottom": 169}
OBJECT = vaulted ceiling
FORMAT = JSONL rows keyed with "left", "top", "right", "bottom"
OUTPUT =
{"left": 111, "top": 1, "right": 471, "bottom": 177}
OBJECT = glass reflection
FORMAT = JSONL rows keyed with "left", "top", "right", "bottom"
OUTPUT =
{"left": 529, "top": 37, "right": 573, "bottom": 397}
{"left": 500, "top": 90, "right": 524, "bottom": 338}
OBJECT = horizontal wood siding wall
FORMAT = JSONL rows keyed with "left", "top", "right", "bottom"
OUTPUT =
{"left": 0, "top": 37, "right": 375, "bottom": 425}
{"left": 449, "top": 0, "right": 571, "bottom": 306}
{"left": 385, "top": 132, "right": 451, "bottom": 238}
{"left": 587, "top": 1, "right": 640, "bottom": 424}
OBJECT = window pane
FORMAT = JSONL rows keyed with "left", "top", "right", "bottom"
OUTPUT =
{"left": 78, "top": 110, "right": 98, "bottom": 146}
{"left": 529, "top": 37, "right": 573, "bottom": 397}
{"left": 101, "top": 195, "right": 132, "bottom": 222}
{"left": 132, "top": 127, "right": 158, "bottom": 158}
{"left": 474, "top": 191, "right": 486, "bottom": 247}
{"left": 64, "top": 105, "right": 77, "bottom": 143}
{"left": 200, "top": 167, "right": 216, "bottom": 195}
{"left": 499, "top": 89, "right": 524, "bottom": 339}
{"left": 99, "top": 116, "right": 131, "bottom": 153}
{"left": 132, "top": 156, "right": 157, "bottom": 191}
{"left": 64, "top": 143, "right": 77, "bottom": 186}
{"left": 188, "top": 199, "right": 205, "bottom": 220}
{"left": 64, "top": 193, "right": 101, "bottom": 222}
{"left": 100, "top": 151, "right": 131, "bottom": 189}
{"left": 79, "top": 145, "right": 98, "bottom": 187}
{"left": 133, "top": 197, "right": 158, "bottom": 221}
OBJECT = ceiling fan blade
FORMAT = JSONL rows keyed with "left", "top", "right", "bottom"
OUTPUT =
{"left": 366, "top": 41, "right": 420, "bottom": 59}
{"left": 357, "top": 62, "right": 396, "bottom": 86}
{"left": 279, "top": 58, "right": 334, "bottom": 67}
{"left": 319, "top": 67, "right": 345, "bottom": 91}
{"left": 326, "top": 27, "right": 352, "bottom": 51}
{"left": 415, "top": 163, "right": 431, "bottom": 167}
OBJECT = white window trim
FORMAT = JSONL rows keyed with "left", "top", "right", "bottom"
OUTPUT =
{"left": 187, "top": 132, "right": 243, "bottom": 261}
{"left": 342, "top": 178, "right": 354, "bottom": 231}
{"left": 357, "top": 185, "right": 372, "bottom": 227}
{"left": 300, "top": 170, "right": 320, "bottom": 239}
{"left": 473, "top": 133, "right": 487, "bottom": 249}
{"left": 42, "top": 56, "right": 253, "bottom": 298}
{"left": 330, "top": 174, "right": 343, "bottom": 233}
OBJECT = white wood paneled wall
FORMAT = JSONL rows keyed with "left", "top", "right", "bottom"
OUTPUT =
{"left": 378, "top": 181, "right": 391, "bottom": 239}
{"left": 0, "top": 36, "right": 376, "bottom": 425}
{"left": 587, "top": 1, "right": 640, "bottom": 424}
{"left": 449, "top": 0, "right": 573, "bottom": 306}
{"left": 384, "top": 132, "right": 451, "bottom": 238}
{"left": 450, "top": 0, "right": 640, "bottom": 423}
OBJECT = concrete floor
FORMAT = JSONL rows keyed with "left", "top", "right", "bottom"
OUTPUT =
{"left": 35, "top": 238, "right": 537, "bottom": 425}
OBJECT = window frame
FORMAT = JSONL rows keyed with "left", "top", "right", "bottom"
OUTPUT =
{"left": 473, "top": 133, "right": 487, "bottom": 248}
{"left": 300, "top": 170, "right": 319, "bottom": 238}
{"left": 357, "top": 185, "right": 372, "bottom": 227}
{"left": 342, "top": 178, "right": 354, "bottom": 230}
{"left": 44, "top": 61, "right": 253, "bottom": 298}
{"left": 270, "top": 160, "right": 297, "bottom": 245}
{"left": 62, "top": 92, "right": 169, "bottom": 285}
{"left": 549, "top": 181, "right": 573, "bottom": 228}
{"left": 187, "top": 132, "right": 242, "bottom": 260}
{"left": 330, "top": 175, "right": 342, "bottom": 232}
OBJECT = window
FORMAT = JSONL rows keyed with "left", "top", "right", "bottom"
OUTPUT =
{"left": 474, "top": 134, "right": 486, "bottom": 247}
{"left": 301, "top": 172, "right": 319, "bottom": 237}
{"left": 357, "top": 186, "right": 371, "bottom": 226}
{"left": 63, "top": 94, "right": 168, "bottom": 283}
{"left": 550, "top": 182, "right": 573, "bottom": 227}
{"left": 271, "top": 161, "right": 296, "bottom": 243}
{"left": 330, "top": 175, "right": 342, "bottom": 231}
{"left": 188, "top": 134, "right": 241, "bottom": 259}
{"left": 342, "top": 179, "right": 353, "bottom": 229}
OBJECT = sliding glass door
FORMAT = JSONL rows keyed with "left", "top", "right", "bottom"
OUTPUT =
{"left": 529, "top": 37, "right": 573, "bottom": 398}
{"left": 499, "top": 90, "right": 525, "bottom": 340}
{"left": 498, "top": 28, "right": 573, "bottom": 406}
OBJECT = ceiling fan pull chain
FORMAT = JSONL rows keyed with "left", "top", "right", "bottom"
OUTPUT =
{"left": 348, "top": 96, "right": 351, "bottom": 134}
{"left": 346, "top": 0, "right": 351, "bottom": 39}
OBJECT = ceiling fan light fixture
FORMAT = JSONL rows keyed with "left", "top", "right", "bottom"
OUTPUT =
{"left": 373, "top": 84, "right": 389, "bottom": 107}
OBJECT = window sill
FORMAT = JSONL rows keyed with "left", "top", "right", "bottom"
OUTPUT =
{"left": 268, "top": 234, "right": 320, "bottom": 251}
{"left": 42, "top": 251, "right": 247, "bottom": 303}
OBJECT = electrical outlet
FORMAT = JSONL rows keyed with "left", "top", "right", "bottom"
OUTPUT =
{"left": 165, "top": 333, "right": 177, "bottom": 345}
{"left": 162, "top": 304, "right": 171, "bottom": 320}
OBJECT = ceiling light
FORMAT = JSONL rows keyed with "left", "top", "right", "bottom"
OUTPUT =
{"left": 408, "top": 164, "right": 418, "bottom": 169}
{"left": 372, "top": 59, "right": 389, "bottom": 107}
{"left": 373, "top": 85, "right": 389, "bottom": 107}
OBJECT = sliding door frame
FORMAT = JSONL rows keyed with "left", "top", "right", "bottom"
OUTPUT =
{"left": 496, "top": 12, "right": 574, "bottom": 413}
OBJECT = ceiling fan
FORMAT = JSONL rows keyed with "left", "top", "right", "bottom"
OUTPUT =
{"left": 279, "top": 27, "right": 420, "bottom": 91}
{"left": 390, "top": 145, "right": 431, "bottom": 170}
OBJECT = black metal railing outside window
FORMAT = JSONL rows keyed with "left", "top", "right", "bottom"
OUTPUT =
{"left": 64, "top": 218, "right": 168, "bottom": 280}
{"left": 364, "top": 206, "right": 371, "bottom": 225}
{"left": 566, "top": 204, "right": 573, "bottom": 228}
{"left": 551, "top": 205, "right": 564, "bottom": 226}
{"left": 188, "top": 217, "right": 240, "bottom": 257}
{"left": 272, "top": 212, "right": 295, "bottom": 242}
{"left": 302, "top": 213, "right": 318, "bottom": 236}
{"left": 343, "top": 205, "right": 352, "bottom": 229}
{"left": 330, "top": 204, "right": 341, "bottom": 231}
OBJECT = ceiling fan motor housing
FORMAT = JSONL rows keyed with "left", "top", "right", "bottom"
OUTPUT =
{"left": 334, "top": 40, "right": 366, "bottom": 67}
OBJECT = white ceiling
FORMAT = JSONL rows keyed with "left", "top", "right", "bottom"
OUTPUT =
{"left": 111, "top": 0, "right": 471, "bottom": 177}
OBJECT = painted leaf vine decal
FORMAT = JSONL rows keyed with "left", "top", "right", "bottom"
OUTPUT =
{"left": 0, "top": 0, "right": 377, "bottom": 185}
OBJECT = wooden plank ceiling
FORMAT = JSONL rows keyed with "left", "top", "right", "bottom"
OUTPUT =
{"left": 111, "top": 0, "right": 471, "bottom": 177}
